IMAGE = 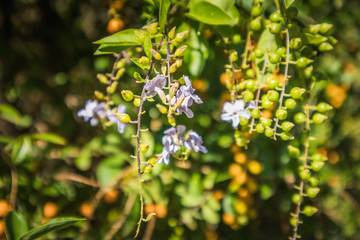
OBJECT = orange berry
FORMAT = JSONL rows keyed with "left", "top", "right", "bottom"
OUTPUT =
{"left": 213, "top": 190, "right": 224, "bottom": 201}
{"left": 104, "top": 189, "right": 118, "bottom": 204}
{"left": 204, "top": 29, "right": 212, "bottom": 39}
{"left": 230, "top": 144, "right": 240, "bottom": 153}
{"left": 222, "top": 213, "right": 236, "bottom": 225}
{"left": 112, "top": 0, "right": 124, "bottom": 11}
{"left": 79, "top": 202, "right": 93, "bottom": 218}
{"left": 107, "top": 19, "right": 125, "bottom": 34}
{"left": 247, "top": 160, "right": 262, "bottom": 175}
{"left": 43, "top": 202, "right": 58, "bottom": 218}
{"left": 193, "top": 79, "right": 208, "bottom": 92}
{"left": 145, "top": 204, "right": 156, "bottom": 215}
{"left": 328, "top": 150, "right": 339, "bottom": 164}
{"left": 0, "top": 221, "right": 4, "bottom": 236}
{"left": 237, "top": 188, "right": 249, "bottom": 198}
{"left": 42, "top": 217, "right": 51, "bottom": 224}
{"left": 234, "top": 200, "right": 247, "bottom": 214}
{"left": 234, "top": 152, "right": 247, "bottom": 164}
{"left": 220, "top": 72, "right": 234, "bottom": 86}
{"left": 155, "top": 204, "right": 168, "bottom": 218}
{"left": 229, "top": 163, "right": 242, "bottom": 176}
{"left": 234, "top": 172, "right": 247, "bottom": 185}
{"left": 0, "top": 200, "right": 10, "bottom": 217}
{"left": 262, "top": 110, "right": 273, "bottom": 119}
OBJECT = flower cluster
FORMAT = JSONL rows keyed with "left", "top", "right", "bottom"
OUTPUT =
{"left": 159, "top": 125, "right": 207, "bottom": 165}
{"left": 221, "top": 100, "right": 255, "bottom": 128}
{"left": 77, "top": 100, "right": 127, "bottom": 133}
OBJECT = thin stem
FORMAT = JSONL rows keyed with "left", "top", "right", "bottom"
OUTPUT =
{"left": 141, "top": 218, "right": 157, "bottom": 240}
{"left": 165, "top": 28, "right": 174, "bottom": 117}
{"left": 55, "top": 173, "right": 99, "bottom": 187}
{"left": 10, "top": 164, "right": 18, "bottom": 209}
{"left": 273, "top": 29, "right": 290, "bottom": 139}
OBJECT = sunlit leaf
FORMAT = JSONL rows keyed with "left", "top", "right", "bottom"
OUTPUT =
{"left": 0, "top": 104, "right": 32, "bottom": 128}
{"left": 159, "top": 0, "right": 171, "bottom": 33}
{"left": 5, "top": 211, "right": 28, "bottom": 240}
{"left": 32, "top": 133, "right": 67, "bottom": 145}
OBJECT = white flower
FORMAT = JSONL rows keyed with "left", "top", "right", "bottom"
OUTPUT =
{"left": 221, "top": 100, "right": 252, "bottom": 128}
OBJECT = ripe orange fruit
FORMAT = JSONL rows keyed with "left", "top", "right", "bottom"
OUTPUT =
{"left": 235, "top": 200, "right": 247, "bottom": 215}
{"left": 237, "top": 188, "right": 249, "bottom": 198}
{"left": 193, "top": 79, "right": 208, "bottom": 92}
{"left": 145, "top": 204, "right": 156, "bottom": 215}
{"left": 262, "top": 110, "right": 273, "bottom": 119}
{"left": 234, "top": 172, "right": 247, "bottom": 185}
{"left": 0, "top": 200, "right": 10, "bottom": 217}
{"left": 107, "top": 19, "right": 125, "bottom": 34}
{"left": 79, "top": 202, "right": 93, "bottom": 218}
{"left": 234, "top": 152, "right": 247, "bottom": 164}
{"left": 222, "top": 213, "right": 236, "bottom": 225}
{"left": 229, "top": 163, "right": 242, "bottom": 177}
{"left": 220, "top": 72, "right": 234, "bottom": 86}
{"left": 328, "top": 150, "right": 339, "bottom": 165}
{"left": 112, "top": 0, "right": 124, "bottom": 11}
{"left": 104, "top": 189, "right": 118, "bottom": 204}
{"left": 43, "top": 202, "right": 58, "bottom": 218}
{"left": 247, "top": 160, "right": 262, "bottom": 175}
{"left": 0, "top": 221, "right": 4, "bottom": 236}
{"left": 213, "top": 190, "right": 224, "bottom": 201}
{"left": 155, "top": 204, "right": 168, "bottom": 218}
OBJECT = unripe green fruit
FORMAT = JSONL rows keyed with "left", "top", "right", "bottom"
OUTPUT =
{"left": 311, "top": 161, "right": 324, "bottom": 172}
{"left": 144, "top": 165, "right": 153, "bottom": 173}
{"left": 288, "top": 145, "right": 300, "bottom": 158}
{"left": 121, "top": 90, "right": 134, "bottom": 101}
{"left": 306, "top": 187, "right": 320, "bottom": 198}
{"left": 267, "top": 78, "right": 279, "bottom": 89}
{"left": 256, "top": 123, "right": 265, "bottom": 133}
{"left": 294, "top": 112, "right": 306, "bottom": 124}
{"left": 281, "top": 132, "right": 293, "bottom": 141}
{"left": 246, "top": 80, "right": 257, "bottom": 92}
{"left": 245, "top": 69, "right": 254, "bottom": 79}
{"left": 232, "top": 34, "right": 241, "bottom": 44}
{"left": 175, "top": 46, "right": 187, "bottom": 57}
{"left": 116, "top": 113, "right": 131, "bottom": 123}
{"left": 276, "top": 47, "right": 286, "bottom": 56}
{"left": 254, "top": 48, "right": 264, "bottom": 58}
{"left": 319, "top": 23, "right": 333, "bottom": 34}
{"left": 168, "top": 26, "right": 176, "bottom": 40}
{"left": 251, "top": 6, "right": 262, "bottom": 17}
{"left": 282, "top": 121, "right": 295, "bottom": 132}
{"left": 302, "top": 65, "right": 314, "bottom": 79}
{"left": 303, "top": 205, "right": 318, "bottom": 217}
{"left": 312, "top": 153, "right": 326, "bottom": 162}
{"left": 262, "top": 99, "right": 273, "bottom": 109}
{"left": 318, "top": 42, "right": 334, "bottom": 52}
{"left": 251, "top": 109, "right": 261, "bottom": 119}
{"left": 296, "top": 57, "right": 313, "bottom": 69}
{"left": 317, "top": 102, "right": 333, "bottom": 113}
{"left": 308, "top": 177, "right": 319, "bottom": 187}
{"left": 270, "top": 12, "right": 282, "bottom": 23}
{"left": 269, "top": 53, "right": 281, "bottom": 64}
{"left": 290, "top": 38, "right": 302, "bottom": 50}
{"left": 230, "top": 51, "right": 238, "bottom": 62}
{"left": 299, "top": 169, "right": 311, "bottom": 180}
{"left": 250, "top": 17, "right": 262, "bottom": 31}
{"left": 312, "top": 113, "right": 328, "bottom": 124}
{"left": 133, "top": 98, "right": 141, "bottom": 107}
{"left": 292, "top": 193, "right": 302, "bottom": 204}
{"left": 140, "top": 143, "right": 150, "bottom": 153}
{"left": 290, "top": 87, "right": 306, "bottom": 99}
{"left": 265, "top": 127, "right": 274, "bottom": 138}
{"left": 276, "top": 109, "right": 287, "bottom": 120}
{"left": 260, "top": 118, "right": 272, "bottom": 127}
{"left": 267, "top": 90, "right": 279, "bottom": 102}
{"left": 148, "top": 156, "right": 158, "bottom": 165}
{"left": 243, "top": 90, "right": 254, "bottom": 101}
{"left": 285, "top": 98, "right": 297, "bottom": 109}
{"left": 269, "top": 23, "right": 281, "bottom": 34}
{"left": 290, "top": 217, "right": 297, "bottom": 227}
{"left": 235, "top": 137, "right": 245, "bottom": 147}
{"left": 239, "top": 117, "right": 249, "bottom": 126}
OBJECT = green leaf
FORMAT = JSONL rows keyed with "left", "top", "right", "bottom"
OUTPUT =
{"left": 31, "top": 133, "right": 67, "bottom": 145}
{"left": 0, "top": 104, "right": 32, "bottom": 128}
{"left": 94, "top": 44, "right": 132, "bottom": 55}
{"left": 284, "top": 0, "right": 295, "bottom": 9}
{"left": 186, "top": 1, "right": 237, "bottom": 26}
{"left": 143, "top": 34, "right": 153, "bottom": 59}
{"left": 159, "top": 0, "right": 171, "bottom": 33}
{"left": 201, "top": 204, "right": 220, "bottom": 224}
{"left": 7, "top": 136, "right": 33, "bottom": 164}
{"left": 131, "top": 58, "right": 150, "bottom": 70}
{"left": 94, "top": 29, "right": 144, "bottom": 45}
{"left": 5, "top": 211, "right": 28, "bottom": 240}
{"left": 20, "top": 217, "right": 85, "bottom": 240}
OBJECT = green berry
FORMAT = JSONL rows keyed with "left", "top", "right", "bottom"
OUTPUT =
{"left": 116, "top": 113, "right": 131, "bottom": 123}
{"left": 292, "top": 193, "right": 302, "bottom": 204}
{"left": 254, "top": 48, "right": 264, "bottom": 58}
{"left": 294, "top": 112, "right": 306, "bottom": 124}
{"left": 269, "top": 23, "right": 281, "bottom": 34}
{"left": 290, "top": 217, "right": 297, "bottom": 227}
{"left": 245, "top": 69, "right": 254, "bottom": 79}
{"left": 281, "top": 132, "right": 293, "bottom": 141}
{"left": 306, "top": 187, "right": 320, "bottom": 198}
{"left": 261, "top": 118, "right": 272, "bottom": 127}
{"left": 312, "top": 153, "right": 326, "bottom": 162}
{"left": 232, "top": 34, "right": 242, "bottom": 44}
{"left": 276, "top": 109, "right": 288, "bottom": 120}
{"left": 144, "top": 165, "right": 153, "bottom": 173}
{"left": 317, "top": 102, "right": 333, "bottom": 113}
{"left": 246, "top": 80, "right": 257, "bottom": 91}
{"left": 235, "top": 137, "right": 245, "bottom": 147}
{"left": 296, "top": 57, "right": 313, "bottom": 69}
{"left": 299, "top": 169, "right": 311, "bottom": 180}
{"left": 288, "top": 145, "right": 300, "bottom": 158}
{"left": 265, "top": 127, "right": 274, "bottom": 138}
{"left": 239, "top": 117, "right": 249, "bottom": 126}
{"left": 319, "top": 23, "right": 333, "bottom": 34}
{"left": 251, "top": 109, "right": 261, "bottom": 119}
{"left": 262, "top": 99, "right": 273, "bottom": 109}
{"left": 290, "top": 87, "right": 306, "bottom": 99}
{"left": 303, "top": 205, "right": 318, "bottom": 217}
{"left": 121, "top": 90, "right": 134, "bottom": 102}
{"left": 251, "top": 6, "right": 262, "bottom": 17}
{"left": 308, "top": 177, "right": 319, "bottom": 187}
{"left": 318, "top": 42, "right": 334, "bottom": 52}
{"left": 285, "top": 98, "right": 297, "bottom": 109}
{"left": 250, "top": 17, "right": 262, "bottom": 31}
{"left": 282, "top": 121, "right": 295, "bottom": 132}
{"left": 311, "top": 161, "right": 324, "bottom": 172}
{"left": 269, "top": 53, "right": 281, "bottom": 64}
{"left": 267, "top": 78, "right": 279, "bottom": 89}
{"left": 256, "top": 123, "right": 265, "bottom": 133}
{"left": 134, "top": 98, "right": 141, "bottom": 107}
{"left": 270, "top": 12, "right": 282, "bottom": 23}
{"left": 267, "top": 90, "right": 279, "bottom": 102}
{"left": 243, "top": 90, "right": 254, "bottom": 101}
{"left": 276, "top": 47, "right": 286, "bottom": 56}
{"left": 312, "top": 113, "right": 328, "bottom": 124}
{"left": 290, "top": 38, "right": 302, "bottom": 50}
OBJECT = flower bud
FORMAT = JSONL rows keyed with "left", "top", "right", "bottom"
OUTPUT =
{"left": 144, "top": 22, "right": 158, "bottom": 35}
{"left": 254, "top": 48, "right": 264, "bottom": 58}
{"left": 319, "top": 23, "right": 333, "bottom": 34}
{"left": 139, "top": 56, "right": 150, "bottom": 65}
{"left": 174, "top": 31, "right": 189, "bottom": 43}
{"left": 168, "top": 114, "right": 176, "bottom": 126}
{"left": 161, "top": 63, "right": 167, "bottom": 75}
{"left": 175, "top": 46, "right": 187, "bottom": 57}
{"left": 150, "top": 49, "right": 162, "bottom": 60}
{"left": 312, "top": 153, "right": 327, "bottom": 162}
{"left": 288, "top": 145, "right": 300, "bottom": 158}
{"left": 269, "top": 53, "right": 281, "bottom": 64}
{"left": 140, "top": 143, "right": 150, "bottom": 153}
{"left": 239, "top": 117, "right": 249, "bottom": 126}
{"left": 235, "top": 137, "right": 245, "bottom": 147}
{"left": 94, "top": 91, "right": 104, "bottom": 100}
{"left": 156, "top": 104, "right": 168, "bottom": 114}
{"left": 97, "top": 73, "right": 108, "bottom": 84}
{"left": 318, "top": 42, "right": 333, "bottom": 52}
{"left": 168, "top": 26, "right": 176, "bottom": 40}
{"left": 269, "top": 23, "right": 281, "bottom": 34}
{"left": 260, "top": 118, "right": 272, "bottom": 127}
{"left": 267, "top": 78, "right": 279, "bottom": 89}
{"left": 306, "top": 187, "right": 320, "bottom": 198}
{"left": 226, "top": 69, "right": 233, "bottom": 79}
{"left": 115, "top": 113, "right": 130, "bottom": 123}
{"left": 107, "top": 81, "right": 118, "bottom": 94}
{"left": 175, "top": 58, "right": 183, "bottom": 68}
{"left": 169, "top": 63, "right": 177, "bottom": 73}
{"left": 144, "top": 165, "right": 153, "bottom": 173}
{"left": 303, "top": 205, "right": 318, "bottom": 217}
{"left": 133, "top": 97, "right": 141, "bottom": 107}
{"left": 312, "top": 113, "right": 327, "bottom": 124}
{"left": 281, "top": 121, "right": 294, "bottom": 132}
{"left": 308, "top": 24, "right": 321, "bottom": 34}
{"left": 169, "top": 82, "right": 179, "bottom": 99}
{"left": 134, "top": 71, "right": 144, "bottom": 82}
{"left": 116, "top": 59, "right": 126, "bottom": 69}
{"left": 230, "top": 51, "right": 238, "bottom": 62}
{"left": 121, "top": 90, "right": 134, "bottom": 101}
{"left": 115, "top": 68, "right": 126, "bottom": 80}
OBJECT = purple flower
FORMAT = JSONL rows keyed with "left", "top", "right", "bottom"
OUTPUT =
{"left": 144, "top": 74, "right": 167, "bottom": 98}
{"left": 184, "top": 131, "right": 208, "bottom": 153}
{"left": 77, "top": 100, "right": 106, "bottom": 126}
{"left": 180, "top": 76, "right": 203, "bottom": 104}
{"left": 221, "top": 100, "right": 252, "bottom": 128}
{"left": 107, "top": 105, "right": 127, "bottom": 134}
